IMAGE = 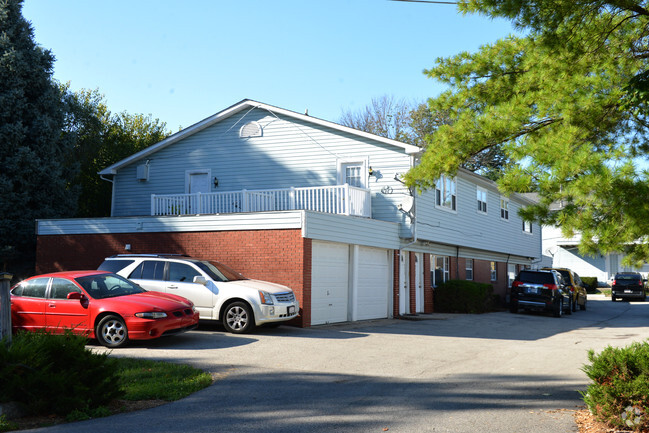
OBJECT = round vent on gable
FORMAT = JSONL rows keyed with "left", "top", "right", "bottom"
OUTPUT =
{"left": 239, "top": 121, "right": 263, "bottom": 138}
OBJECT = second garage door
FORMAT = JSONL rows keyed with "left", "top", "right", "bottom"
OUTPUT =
{"left": 355, "top": 246, "right": 390, "bottom": 321}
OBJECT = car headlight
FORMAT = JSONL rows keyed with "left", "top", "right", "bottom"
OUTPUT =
{"left": 259, "top": 290, "right": 274, "bottom": 305}
{"left": 135, "top": 311, "right": 168, "bottom": 319}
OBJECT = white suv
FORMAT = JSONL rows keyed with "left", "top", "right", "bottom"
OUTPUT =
{"left": 98, "top": 254, "right": 299, "bottom": 333}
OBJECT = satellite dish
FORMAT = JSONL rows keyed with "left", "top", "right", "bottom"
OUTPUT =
{"left": 398, "top": 196, "right": 414, "bottom": 213}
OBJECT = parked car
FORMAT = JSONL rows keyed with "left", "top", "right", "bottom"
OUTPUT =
{"left": 98, "top": 254, "right": 300, "bottom": 333}
{"left": 10, "top": 270, "right": 199, "bottom": 348}
{"left": 510, "top": 269, "right": 572, "bottom": 317}
{"left": 541, "top": 267, "right": 587, "bottom": 311}
{"left": 611, "top": 272, "right": 646, "bottom": 302}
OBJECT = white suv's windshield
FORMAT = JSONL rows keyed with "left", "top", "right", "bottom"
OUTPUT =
{"left": 195, "top": 260, "right": 248, "bottom": 282}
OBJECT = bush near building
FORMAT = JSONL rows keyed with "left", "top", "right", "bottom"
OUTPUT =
{"left": 0, "top": 331, "right": 122, "bottom": 416}
{"left": 582, "top": 341, "right": 649, "bottom": 432}
{"left": 581, "top": 277, "right": 600, "bottom": 293}
{"left": 434, "top": 280, "right": 497, "bottom": 314}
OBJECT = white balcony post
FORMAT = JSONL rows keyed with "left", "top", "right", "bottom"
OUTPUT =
{"left": 151, "top": 194, "right": 156, "bottom": 216}
{"left": 344, "top": 184, "right": 350, "bottom": 216}
{"left": 242, "top": 189, "right": 248, "bottom": 212}
{"left": 196, "top": 192, "right": 202, "bottom": 214}
{"left": 289, "top": 187, "right": 296, "bottom": 210}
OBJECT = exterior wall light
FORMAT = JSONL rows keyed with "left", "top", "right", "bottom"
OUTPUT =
{"left": 213, "top": 177, "right": 219, "bottom": 187}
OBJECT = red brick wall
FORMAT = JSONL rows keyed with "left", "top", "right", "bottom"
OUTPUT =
{"left": 392, "top": 250, "right": 400, "bottom": 317}
{"left": 36, "top": 230, "right": 309, "bottom": 326}
{"left": 423, "top": 253, "right": 433, "bottom": 313}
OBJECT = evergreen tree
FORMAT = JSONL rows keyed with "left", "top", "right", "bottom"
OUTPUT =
{"left": 405, "top": 0, "right": 649, "bottom": 265}
{"left": 0, "top": 0, "right": 77, "bottom": 274}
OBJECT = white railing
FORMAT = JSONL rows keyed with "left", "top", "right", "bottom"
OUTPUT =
{"left": 151, "top": 185, "right": 371, "bottom": 217}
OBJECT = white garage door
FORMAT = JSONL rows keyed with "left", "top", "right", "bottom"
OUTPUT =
{"left": 311, "top": 241, "right": 349, "bottom": 325}
{"left": 355, "top": 246, "right": 390, "bottom": 320}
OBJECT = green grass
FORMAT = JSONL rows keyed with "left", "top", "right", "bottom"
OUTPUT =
{"left": 116, "top": 357, "right": 213, "bottom": 401}
{"left": 0, "top": 356, "right": 213, "bottom": 431}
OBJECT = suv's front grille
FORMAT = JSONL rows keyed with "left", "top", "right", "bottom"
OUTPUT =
{"left": 275, "top": 292, "right": 295, "bottom": 303}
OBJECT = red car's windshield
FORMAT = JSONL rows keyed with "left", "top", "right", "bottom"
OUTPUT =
{"left": 76, "top": 273, "right": 145, "bottom": 299}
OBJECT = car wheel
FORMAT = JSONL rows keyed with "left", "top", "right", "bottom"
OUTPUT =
{"left": 553, "top": 298, "right": 563, "bottom": 318}
{"left": 223, "top": 301, "right": 255, "bottom": 334}
{"left": 571, "top": 297, "right": 577, "bottom": 312}
{"left": 96, "top": 315, "right": 129, "bottom": 348}
{"left": 566, "top": 298, "right": 572, "bottom": 315}
{"left": 612, "top": 295, "right": 617, "bottom": 302}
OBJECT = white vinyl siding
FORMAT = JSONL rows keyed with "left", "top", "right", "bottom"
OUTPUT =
{"left": 416, "top": 175, "right": 541, "bottom": 260}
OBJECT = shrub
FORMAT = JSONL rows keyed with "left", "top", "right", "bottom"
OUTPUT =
{"left": 434, "top": 280, "right": 496, "bottom": 313}
{"left": 0, "top": 331, "right": 123, "bottom": 416}
{"left": 581, "top": 277, "right": 599, "bottom": 293}
{"left": 582, "top": 341, "right": 649, "bottom": 432}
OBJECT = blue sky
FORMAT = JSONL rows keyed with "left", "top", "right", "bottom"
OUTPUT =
{"left": 22, "top": 0, "right": 516, "bottom": 131}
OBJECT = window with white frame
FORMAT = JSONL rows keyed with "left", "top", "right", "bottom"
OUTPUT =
{"left": 466, "top": 259, "right": 473, "bottom": 280}
{"left": 435, "top": 176, "right": 456, "bottom": 211}
{"left": 431, "top": 255, "right": 450, "bottom": 286}
{"left": 523, "top": 220, "right": 533, "bottom": 233}
{"left": 490, "top": 262, "right": 497, "bottom": 281}
{"left": 477, "top": 187, "right": 487, "bottom": 213}
{"left": 500, "top": 198, "right": 509, "bottom": 220}
{"left": 345, "top": 165, "right": 363, "bottom": 188}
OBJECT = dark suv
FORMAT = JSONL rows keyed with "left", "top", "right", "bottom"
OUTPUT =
{"left": 611, "top": 272, "right": 646, "bottom": 302}
{"left": 510, "top": 269, "right": 572, "bottom": 317}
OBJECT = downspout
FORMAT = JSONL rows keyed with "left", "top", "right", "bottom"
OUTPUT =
{"left": 456, "top": 246, "right": 460, "bottom": 280}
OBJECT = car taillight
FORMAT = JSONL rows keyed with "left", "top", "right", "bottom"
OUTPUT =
{"left": 512, "top": 281, "right": 523, "bottom": 288}
{"left": 543, "top": 284, "right": 558, "bottom": 290}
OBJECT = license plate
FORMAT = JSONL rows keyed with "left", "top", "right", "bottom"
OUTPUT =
{"left": 527, "top": 287, "right": 538, "bottom": 294}
{"left": 625, "top": 290, "right": 632, "bottom": 293}
{"left": 288, "top": 306, "right": 295, "bottom": 315}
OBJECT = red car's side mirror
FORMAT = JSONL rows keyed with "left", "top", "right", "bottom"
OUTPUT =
{"left": 67, "top": 292, "right": 85, "bottom": 300}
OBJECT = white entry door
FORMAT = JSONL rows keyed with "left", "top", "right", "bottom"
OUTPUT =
{"left": 399, "top": 252, "right": 410, "bottom": 315}
{"left": 311, "top": 241, "right": 350, "bottom": 325}
{"left": 187, "top": 171, "right": 210, "bottom": 194}
{"left": 415, "top": 253, "right": 424, "bottom": 313}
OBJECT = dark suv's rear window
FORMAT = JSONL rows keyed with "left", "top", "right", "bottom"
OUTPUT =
{"left": 516, "top": 271, "right": 555, "bottom": 285}
{"left": 615, "top": 274, "right": 641, "bottom": 281}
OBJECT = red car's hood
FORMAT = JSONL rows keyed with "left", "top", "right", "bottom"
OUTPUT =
{"left": 112, "top": 291, "right": 194, "bottom": 310}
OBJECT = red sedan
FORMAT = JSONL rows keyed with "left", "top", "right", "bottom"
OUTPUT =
{"left": 10, "top": 270, "right": 199, "bottom": 348}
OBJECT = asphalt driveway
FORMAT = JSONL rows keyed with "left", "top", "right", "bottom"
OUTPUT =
{"left": 25, "top": 295, "right": 649, "bottom": 433}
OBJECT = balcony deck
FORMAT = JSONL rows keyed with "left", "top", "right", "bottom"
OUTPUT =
{"left": 151, "top": 184, "right": 371, "bottom": 217}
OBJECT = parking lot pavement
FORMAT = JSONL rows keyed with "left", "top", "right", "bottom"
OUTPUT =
{"left": 24, "top": 295, "right": 649, "bottom": 433}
